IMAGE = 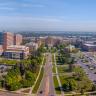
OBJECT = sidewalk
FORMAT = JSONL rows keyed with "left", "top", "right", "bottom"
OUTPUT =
{"left": 54, "top": 53, "right": 64, "bottom": 96}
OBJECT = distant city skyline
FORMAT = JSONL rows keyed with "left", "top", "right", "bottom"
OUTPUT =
{"left": 0, "top": 0, "right": 96, "bottom": 32}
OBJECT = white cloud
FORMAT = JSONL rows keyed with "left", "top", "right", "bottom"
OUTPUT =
{"left": 0, "top": 7, "right": 15, "bottom": 10}
{"left": 22, "top": 3, "right": 45, "bottom": 8}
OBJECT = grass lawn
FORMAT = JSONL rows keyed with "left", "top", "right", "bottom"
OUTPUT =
{"left": 32, "top": 67, "right": 44, "bottom": 93}
{"left": 57, "top": 65, "right": 70, "bottom": 73}
{"left": 53, "top": 76, "right": 61, "bottom": 94}
{"left": 43, "top": 57, "right": 46, "bottom": 65}
{"left": 52, "top": 65, "right": 56, "bottom": 73}
{"left": 52, "top": 54, "right": 55, "bottom": 65}
{"left": 59, "top": 68, "right": 93, "bottom": 94}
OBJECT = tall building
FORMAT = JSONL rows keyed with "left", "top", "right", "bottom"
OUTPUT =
{"left": 0, "top": 32, "right": 4, "bottom": 45}
{"left": 3, "top": 32, "right": 14, "bottom": 50}
{"left": 0, "top": 32, "right": 29, "bottom": 59}
{"left": 0, "top": 45, "right": 3, "bottom": 55}
{"left": 14, "top": 34, "right": 23, "bottom": 45}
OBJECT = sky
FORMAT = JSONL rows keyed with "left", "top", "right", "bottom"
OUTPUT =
{"left": 0, "top": 0, "right": 96, "bottom": 32}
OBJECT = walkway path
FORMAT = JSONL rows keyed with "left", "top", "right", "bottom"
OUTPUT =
{"left": 54, "top": 53, "right": 64, "bottom": 96}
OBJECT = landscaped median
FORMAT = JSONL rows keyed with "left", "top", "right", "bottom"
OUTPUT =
{"left": 32, "top": 67, "right": 44, "bottom": 93}
{"left": 53, "top": 76, "right": 61, "bottom": 94}
{"left": 52, "top": 53, "right": 63, "bottom": 94}
{"left": 52, "top": 65, "right": 56, "bottom": 73}
{"left": 32, "top": 55, "right": 46, "bottom": 94}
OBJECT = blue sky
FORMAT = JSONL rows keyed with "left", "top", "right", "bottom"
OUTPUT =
{"left": 0, "top": 0, "right": 96, "bottom": 32}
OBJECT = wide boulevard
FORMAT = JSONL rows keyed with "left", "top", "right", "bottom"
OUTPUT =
{"left": 37, "top": 53, "right": 56, "bottom": 96}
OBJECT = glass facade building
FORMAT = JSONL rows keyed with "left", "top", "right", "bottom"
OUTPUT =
{"left": 0, "top": 32, "right": 4, "bottom": 45}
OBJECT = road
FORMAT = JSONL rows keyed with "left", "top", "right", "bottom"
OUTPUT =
{"left": 37, "top": 53, "right": 56, "bottom": 96}
{"left": 0, "top": 91, "right": 26, "bottom": 96}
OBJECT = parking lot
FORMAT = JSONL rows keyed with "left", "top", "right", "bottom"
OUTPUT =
{"left": 77, "top": 52, "right": 96, "bottom": 84}
{"left": 0, "top": 65, "right": 12, "bottom": 77}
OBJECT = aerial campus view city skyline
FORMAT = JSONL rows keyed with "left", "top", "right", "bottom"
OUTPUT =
{"left": 1, "top": 0, "right": 96, "bottom": 96}
{"left": 0, "top": 0, "right": 96, "bottom": 32}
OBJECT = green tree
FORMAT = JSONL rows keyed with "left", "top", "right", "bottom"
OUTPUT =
{"left": 73, "top": 67, "right": 85, "bottom": 81}
{"left": 9, "top": 82, "right": 22, "bottom": 91}
{"left": 63, "top": 79, "right": 77, "bottom": 91}
{"left": 68, "top": 57, "right": 74, "bottom": 72}
{"left": 24, "top": 71, "right": 35, "bottom": 87}
{"left": 5, "top": 67, "right": 22, "bottom": 90}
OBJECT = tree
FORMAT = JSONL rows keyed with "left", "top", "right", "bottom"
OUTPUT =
{"left": 0, "top": 80, "right": 2, "bottom": 88}
{"left": 29, "top": 59, "right": 38, "bottom": 73}
{"left": 92, "top": 85, "right": 96, "bottom": 91}
{"left": 63, "top": 78, "right": 77, "bottom": 91}
{"left": 73, "top": 67, "right": 85, "bottom": 81}
{"left": 21, "top": 71, "right": 35, "bottom": 87}
{"left": 5, "top": 67, "right": 22, "bottom": 90}
{"left": 80, "top": 88, "right": 85, "bottom": 95}
{"left": 68, "top": 57, "right": 74, "bottom": 72}
{"left": 9, "top": 82, "right": 22, "bottom": 91}
{"left": 69, "top": 79, "right": 77, "bottom": 91}
{"left": 19, "top": 63, "right": 25, "bottom": 77}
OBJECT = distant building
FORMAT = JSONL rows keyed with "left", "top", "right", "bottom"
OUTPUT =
{"left": 65, "top": 45, "right": 75, "bottom": 52}
{"left": 0, "top": 32, "right": 4, "bottom": 45}
{"left": 4, "top": 45, "right": 29, "bottom": 59}
{"left": 3, "top": 32, "right": 14, "bottom": 50}
{"left": 25, "top": 42, "right": 38, "bottom": 52}
{"left": 35, "top": 37, "right": 42, "bottom": 47}
{"left": 0, "top": 32, "right": 29, "bottom": 60}
{"left": 0, "top": 32, "right": 23, "bottom": 49}
{"left": 14, "top": 34, "right": 23, "bottom": 45}
{"left": 0, "top": 45, "right": 3, "bottom": 55}
{"left": 45, "top": 36, "right": 62, "bottom": 47}
{"left": 82, "top": 44, "right": 96, "bottom": 51}
{"left": 45, "top": 37, "right": 54, "bottom": 48}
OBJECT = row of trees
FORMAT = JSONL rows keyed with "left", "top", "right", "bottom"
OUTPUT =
{"left": 57, "top": 50, "right": 75, "bottom": 72}
{"left": 5, "top": 66, "right": 35, "bottom": 91}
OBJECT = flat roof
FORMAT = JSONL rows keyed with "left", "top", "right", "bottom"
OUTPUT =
{"left": 7, "top": 45, "right": 28, "bottom": 51}
{"left": 84, "top": 44, "right": 96, "bottom": 47}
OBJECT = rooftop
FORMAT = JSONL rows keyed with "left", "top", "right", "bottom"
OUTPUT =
{"left": 84, "top": 43, "right": 96, "bottom": 47}
{"left": 7, "top": 45, "right": 28, "bottom": 50}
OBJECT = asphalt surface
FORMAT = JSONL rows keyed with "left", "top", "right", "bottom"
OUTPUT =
{"left": 0, "top": 91, "right": 25, "bottom": 96}
{"left": 37, "top": 53, "right": 56, "bottom": 96}
{"left": 77, "top": 52, "right": 96, "bottom": 84}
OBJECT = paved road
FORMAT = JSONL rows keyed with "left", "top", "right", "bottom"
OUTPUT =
{"left": 37, "top": 53, "right": 56, "bottom": 96}
{"left": 0, "top": 91, "right": 25, "bottom": 96}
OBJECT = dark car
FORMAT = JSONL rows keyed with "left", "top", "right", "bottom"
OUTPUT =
{"left": 94, "top": 72, "right": 96, "bottom": 74}
{"left": 93, "top": 80, "right": 96, "bottom": 84}
{"left": 39, "top": 91, "right": 43, "bottom": 94}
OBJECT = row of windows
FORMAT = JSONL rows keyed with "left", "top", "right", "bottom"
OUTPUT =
{"left": 4, "top": 52, "right": 24, "bottom": 59}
